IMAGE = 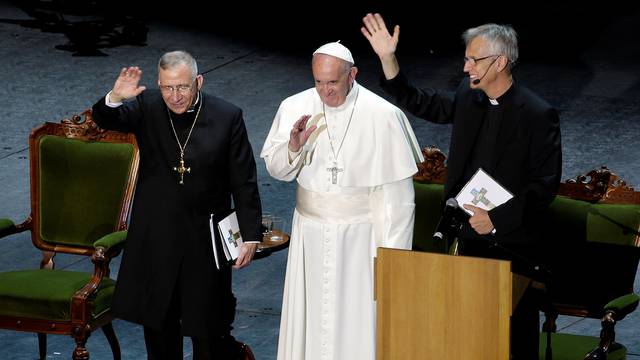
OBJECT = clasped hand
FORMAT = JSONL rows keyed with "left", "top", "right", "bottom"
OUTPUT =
{"left": 233, "top": 243, "right": 258, "bottom": 269}
{"left": 463, "top": 204, "right": 495, "bottom": 235}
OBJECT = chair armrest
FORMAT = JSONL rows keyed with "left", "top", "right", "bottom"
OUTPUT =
{"left": 73, "top": 230, "right": 127, "bottom": 308}
{"left": 93, "top": 230, "right": 127, "bottom": 253}
{"left": 584, "top": 293, "right": 640, "bottom": 359}
{"left": 0, "top": 218, "right": 31, "bottom": 238}
{"left": 604, "top": 293, "right": 640, "bottom": 320}
{"left": 0, "top": 218, "right": 15, "bottom": 235}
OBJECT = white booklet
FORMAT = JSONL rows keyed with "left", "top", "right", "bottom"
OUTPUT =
{"left": 209, "top": 211, "right": 244, "bottom": 269}
{"left": 455, "top": 168, "right": 513, "bottom": 216}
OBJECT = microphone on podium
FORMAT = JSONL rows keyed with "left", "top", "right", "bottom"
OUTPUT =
{"left": 432, "top": 198, "right": 461, "bottom": 242}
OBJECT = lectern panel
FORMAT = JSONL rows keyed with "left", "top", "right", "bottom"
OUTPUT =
{"left": 375, "top": 248, "right": 513, "bottom": 360}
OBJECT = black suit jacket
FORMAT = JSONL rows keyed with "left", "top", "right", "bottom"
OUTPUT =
{"left": 92, "top": 90, "right": 262, "bottom": 337}
{"left": 381, "top": 73, "right": 561, "bottom": 250}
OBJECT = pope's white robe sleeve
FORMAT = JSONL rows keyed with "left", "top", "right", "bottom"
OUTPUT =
{"left": 375, "top": 176, "right": 415, "bottom": 250}
{"left": 263, "top": 141, "right": 305, "bottom": 182}
{"left": 261, "top": 99, "right": 309, "bottom": 182}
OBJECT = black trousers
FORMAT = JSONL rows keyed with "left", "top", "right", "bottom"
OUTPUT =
{"left": 144, "top": 325, "right": 241, "bottom": 360}
{"left": 144, "top": 276, "right": 241, "bottom": 360}
{"left": 510, "top": 286, "right": 541, "bottom": 360}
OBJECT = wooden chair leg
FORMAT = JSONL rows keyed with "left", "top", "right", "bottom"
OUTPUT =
{"left": 542, "top": 311, "right": 558, "bottom": 360}
{"left": 72, "top": 327, "right": 90, "bottom": 360}
{"left": 102, "top": 322, "right": 121, "bottom": 360}
{"left": 37, "top": 333, "right": 47, "bottom": 360}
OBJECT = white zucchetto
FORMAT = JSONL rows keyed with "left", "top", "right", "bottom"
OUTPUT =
{"left": 313, "top": 41, "right": 354, "bottom": 64}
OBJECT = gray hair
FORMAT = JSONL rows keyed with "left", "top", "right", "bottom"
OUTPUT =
{"left": 158, "top": 50, "right": 198, "bottom": 80}
{"left": 462, "top": 24, "right": 518, "bottom": 69}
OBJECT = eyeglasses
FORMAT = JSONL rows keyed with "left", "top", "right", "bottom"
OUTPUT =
{"left": 159, "top": 83, "right": 194, "bottom": 95}
{"left": 463, "top": 54, "right": 500, "bottom": 66}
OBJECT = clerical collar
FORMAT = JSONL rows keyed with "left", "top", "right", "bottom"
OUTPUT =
{"left": 169, "top": 91, "right": 202, "bottom": 121}
{"left": 488, "top": 82, "right": 515, "bottom": 106}
{"left": 323, "top": 81, "right": 359, "bottom": 112}
{"left": 186, "top": 91, "right": 201, "bottom": 113}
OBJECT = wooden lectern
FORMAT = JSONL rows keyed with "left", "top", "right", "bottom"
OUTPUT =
{"left": 375, "top": 248, "right": 530, "bottom": 360}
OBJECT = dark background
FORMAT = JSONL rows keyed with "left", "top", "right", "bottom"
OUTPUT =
{"left": 2, "top": 2, "right": 640, "bottom": 359}
{"left": 8, "top": 0, "right": 640, "bottom": 65}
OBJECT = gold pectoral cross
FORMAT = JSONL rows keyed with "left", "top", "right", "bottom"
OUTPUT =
{"left": 326, "top": 164, "right": 343, "bottom": 184}
{"left": 173, "top": 156, "right": 191, "bottom": 185}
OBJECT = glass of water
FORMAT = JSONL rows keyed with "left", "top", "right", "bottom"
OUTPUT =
{"left": 261, "top": 213, "right": 273, "bottom": 237}
{"left": 270, "top": 216, "right": 285, "bottom": 241}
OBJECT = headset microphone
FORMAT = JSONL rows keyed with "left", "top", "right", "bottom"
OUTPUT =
{"left": 472, "top": 74, "right": 485, "bottom": 85}
{"left": 471, "top": 56, "right": 500, "bottom": 85}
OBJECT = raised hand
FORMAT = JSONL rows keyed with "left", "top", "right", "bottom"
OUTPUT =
{"left": 361, "top": 13, "right": 399, "bottom": 59}
{"left": 110, "top": 66, "right": 146, "bottom": 103}
{"left": 361, "top": 13, "right": 401, "bottom": 80}
{"left": 288, "top": 114, "right": 318, "bottom": 152}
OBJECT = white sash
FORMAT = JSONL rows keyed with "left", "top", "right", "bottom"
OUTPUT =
{"left": 295, "top": 185, "right": 372, "bottom": 224}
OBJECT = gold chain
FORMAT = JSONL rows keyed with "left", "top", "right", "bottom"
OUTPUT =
{"left": 167, "top": 93, "right": 203, "bottom": 157}
{"left": 167, "top": 93, "right": 203, "bottom": 184}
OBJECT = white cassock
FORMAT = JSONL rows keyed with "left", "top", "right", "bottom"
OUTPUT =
{"left": 261, "top": 82, "right": 423, "bottom": 360}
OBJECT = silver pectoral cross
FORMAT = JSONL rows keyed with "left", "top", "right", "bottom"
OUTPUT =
{"left": 326, "top": 163, "right": 343, "bottom": 184}
{"left": 173, "top": 156, "right": 191, "bottom": 185}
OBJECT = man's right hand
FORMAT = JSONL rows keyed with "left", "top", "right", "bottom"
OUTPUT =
{"left": 109, "top": 66, "right": 146, "bottom": 103}
{"left": 361, "top": 13, "right": 401, "bottom": 80}
{"left": 361, "top": 13, "right": 399, "bottom": 60}
{"left": 288, "top": 114, "right": 317, "bottom": 152}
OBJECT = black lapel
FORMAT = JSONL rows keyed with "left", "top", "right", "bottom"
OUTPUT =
{"left": 150, "top": 94, "right": 182, "bottom": 174}
{"left": 488, "top": 85, "right": 521, "bottom": 173}
{"left": 447, "top": 89, "right": 486, "bottom": 196}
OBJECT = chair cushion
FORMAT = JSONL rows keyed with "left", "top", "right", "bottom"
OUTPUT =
{"left": 38, "top": 135, "right": 135, "bottom": 247}
{"left": 413, "top": 182, "right": 445, "bottom": 252}
{"left": 539, "top": 333, "right": 626, "bottom": 360}
{"left": 0, "top": 269, "right": 115, "bottom": 321}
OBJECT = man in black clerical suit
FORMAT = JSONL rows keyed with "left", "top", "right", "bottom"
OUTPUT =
{"left": 92, "top": 50, "right": 261, "bottom": 360}
{"left": 362, "top": 14, "right": 561, "bottom": 359}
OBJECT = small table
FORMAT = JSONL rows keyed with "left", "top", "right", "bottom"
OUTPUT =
{"left": 255, "top": 229, "right": 290, "bottom": 260}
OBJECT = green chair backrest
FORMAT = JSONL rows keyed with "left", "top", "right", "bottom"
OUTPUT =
{"left": 545, "top": 189, "right": 640, "bottom": 315}
{"left": 411, "top": 146, "right": 449, "bottom": 253}
{"left": 549, "top": 195, "right": 640, "bottom": 246}
{"left": 413, "top": 182, "right": 445, "bottom": 252}
{"left": 38, "top": 135, "right": 135, "bottom": 247}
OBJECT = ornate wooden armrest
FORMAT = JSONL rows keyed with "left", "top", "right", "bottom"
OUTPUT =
{"left": 413, "top": 145, "right": 447, "bottom": 184}
{"left": 0, "top": 217, "right": 32, "bottom": 238}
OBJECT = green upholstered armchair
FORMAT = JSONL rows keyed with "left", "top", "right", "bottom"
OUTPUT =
{"left": 0, "top": 111, "right": 139, "bottom": 360}
{"left": 412, "top": 146, "right": 448, "bottom": 253}
{"left": 539, "top": 167, "right": 640, "bottom": 360}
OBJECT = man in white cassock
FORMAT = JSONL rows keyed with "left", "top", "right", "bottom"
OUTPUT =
{"left": 261, "top": 41, "right": 424, "bottom": 360}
